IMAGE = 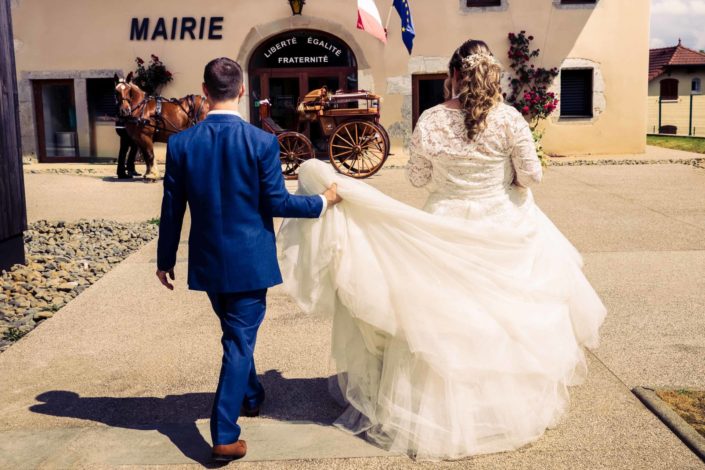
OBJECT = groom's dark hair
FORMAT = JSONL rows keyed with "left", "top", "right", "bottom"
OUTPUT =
{"left": 203, "top": 57, "right": 243, "bottom": 102}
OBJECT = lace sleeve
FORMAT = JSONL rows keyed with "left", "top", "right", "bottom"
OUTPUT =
{"left": 406, "top": 121, "right": 433, "bottom": 188}
{"left": 509, "top": 112, "right": 542, "bottom": 187}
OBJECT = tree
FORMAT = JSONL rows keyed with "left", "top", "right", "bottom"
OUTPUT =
{"left": 0, "top": 0, "right": 27, "bottom": 271}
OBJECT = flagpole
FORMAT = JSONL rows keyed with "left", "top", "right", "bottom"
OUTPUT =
{"left": 385, "top": 2, "right": 394, "bottom": 32}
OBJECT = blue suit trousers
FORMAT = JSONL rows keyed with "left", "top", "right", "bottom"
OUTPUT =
{"left": 207, "top": 289, "right": 267, "bottom": 445}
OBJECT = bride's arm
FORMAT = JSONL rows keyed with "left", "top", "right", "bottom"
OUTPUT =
{"left": 406, "top": 123, "right": 433, "bottom": 188}
{"left": 509, "top": 114, "right": 543, "bottom": 188}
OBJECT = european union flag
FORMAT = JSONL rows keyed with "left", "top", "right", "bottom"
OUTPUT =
{"left": 393, "top": 0, "right": 415, "bottom": 54}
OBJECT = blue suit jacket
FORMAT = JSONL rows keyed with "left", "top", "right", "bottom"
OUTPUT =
{"left": 157, "top": 113, "right": 323, "bottom": 293}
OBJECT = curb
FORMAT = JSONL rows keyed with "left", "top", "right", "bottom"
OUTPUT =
{"left": 633, "top": 387, "right": 705, "bottom": 464}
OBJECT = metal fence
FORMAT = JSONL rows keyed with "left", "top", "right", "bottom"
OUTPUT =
{"left": 648, "top": 94, "right": 705, "bottom": 137}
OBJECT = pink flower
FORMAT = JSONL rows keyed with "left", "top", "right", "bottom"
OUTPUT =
{"left": 522, "top": 106, "right": 530, "bottom": 114}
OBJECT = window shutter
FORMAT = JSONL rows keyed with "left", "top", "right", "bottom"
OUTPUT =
{"left": 660, "top": 79, "right": 679, "bottom": 100}
{"left": 466, "top": 0, "right": 501, "bottom": 7}
{"left": 560, "top": 69, "right": 593, "bottom": 117}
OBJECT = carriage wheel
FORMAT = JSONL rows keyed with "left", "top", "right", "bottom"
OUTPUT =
{"left": 328, "top": 121, "right": 389, "bottom": 179}
{"left": 278, "top": 132, "right": 314, "bottom": 180}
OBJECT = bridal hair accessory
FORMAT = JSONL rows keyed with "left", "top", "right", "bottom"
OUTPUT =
{"left": 462, "top": 52, "right": 500, "bottom": 69}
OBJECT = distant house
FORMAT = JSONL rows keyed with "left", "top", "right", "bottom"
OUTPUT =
{"left": 648, "top": 40, "right": 705, "bottom": 136}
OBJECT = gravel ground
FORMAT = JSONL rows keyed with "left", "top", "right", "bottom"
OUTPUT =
{"left": 0, "top": 220, "right": 158, "bottom": 352}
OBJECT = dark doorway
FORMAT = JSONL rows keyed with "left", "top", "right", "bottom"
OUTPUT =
{"left": 269, "top": 76, "right": 300, "bottom": 131}
{"left": 32, "top": 79, "right": 79, "bottom": 162}
{"left": 248, "top": 29, "right": 358, "bottom": 130}
{"left": 412, "top": 74, "right": 447, "bottom": 129}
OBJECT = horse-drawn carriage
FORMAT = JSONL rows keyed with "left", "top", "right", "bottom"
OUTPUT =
{"left": 259, "top": 87, "right": 390, "bottom": 179}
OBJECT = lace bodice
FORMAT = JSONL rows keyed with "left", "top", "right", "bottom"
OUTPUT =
{"left": 406, "top": 103, "right": 542, "bottom": 199}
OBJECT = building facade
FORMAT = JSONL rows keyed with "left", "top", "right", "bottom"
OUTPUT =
{"left": 11, "top": 0, "right": 650, "bottom": 162}
{"left": 648, "top": 42, "right": 705, "bottom": 137}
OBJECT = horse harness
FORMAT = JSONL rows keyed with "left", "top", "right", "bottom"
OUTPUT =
{"left": 126, "top": 94, "right": 207, "bottom": 135}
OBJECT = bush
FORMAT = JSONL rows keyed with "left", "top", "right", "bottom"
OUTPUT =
{"left": 133, "top": 54, "right": 173, "bottom": 96}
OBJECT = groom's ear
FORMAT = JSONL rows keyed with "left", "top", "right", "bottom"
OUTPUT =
{"left": 238, "top": 84, "right": 245, "bottom": 100}
{"left": 202, "top": 83, "right": 210, "bottom": 100}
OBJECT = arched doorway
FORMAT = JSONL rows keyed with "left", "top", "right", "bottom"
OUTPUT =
{"left": 248, "top": 29, "right": 358, "bottom": 130}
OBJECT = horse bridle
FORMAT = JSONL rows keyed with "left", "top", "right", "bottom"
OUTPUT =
{"left": 115, "top": 80, "right": 147, "bottom": 116}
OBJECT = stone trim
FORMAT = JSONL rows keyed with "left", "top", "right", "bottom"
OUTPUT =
{"left": 459, "top": 0, "right": 509, "bottom": 14}
{"left": 18, "top": 69, "right": 122, "bottom": 157}
{"left": 236, "top": 16, "right": 371, "bottom": 119}
{"left": 550, "top": 58, "right": 605, "bottom": 124}
{"left": 386, "top": 56, "right": 451, "bottom": 147}
{"left": 552, "top": 0, "right": 599, "bottom": 10}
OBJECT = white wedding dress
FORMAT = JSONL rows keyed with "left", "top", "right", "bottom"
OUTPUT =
{"left": 278, "top": 103, "right": 606, "bottom": 460}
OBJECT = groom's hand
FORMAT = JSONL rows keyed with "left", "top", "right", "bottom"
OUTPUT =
{"left": 156, "top": 269, "right": 176, "bottom": 290}
{"left": 323, "top": 183, "right": 342, "bottom": 207}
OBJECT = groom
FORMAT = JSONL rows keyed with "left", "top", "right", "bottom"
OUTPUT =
{"left": 156, "top": 57, "right": 340, "bottom": 462}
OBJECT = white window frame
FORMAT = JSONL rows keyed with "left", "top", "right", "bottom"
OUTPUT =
{"left": 692, "top": 78, "right": 702, "bottom": 94}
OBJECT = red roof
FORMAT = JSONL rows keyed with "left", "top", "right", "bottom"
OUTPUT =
{"left": 649, "top": 42, "right": 705, "bottom": 81}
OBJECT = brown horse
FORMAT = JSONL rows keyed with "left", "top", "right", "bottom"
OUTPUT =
{"left": 114, "top": 72, "right": 209, "bottom": 180}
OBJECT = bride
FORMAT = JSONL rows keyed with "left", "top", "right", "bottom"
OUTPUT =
{"left": 278, "top": 40, "right": 607, "bottom": 460}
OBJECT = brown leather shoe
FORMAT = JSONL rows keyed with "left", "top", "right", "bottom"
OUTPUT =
{"left": 212, "top": 440, "right": 247, "bottom": 462}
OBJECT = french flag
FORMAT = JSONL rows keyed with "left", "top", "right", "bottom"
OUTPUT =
{"left": 357, "top": 0, "right": 387, "bottom": 44}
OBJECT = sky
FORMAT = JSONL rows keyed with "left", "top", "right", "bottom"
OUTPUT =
{"left": 651, "top": 0, "right": 705, "bottom": 50}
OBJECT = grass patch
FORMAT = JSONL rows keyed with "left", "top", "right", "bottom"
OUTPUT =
{"left": 657, "top": 389, "right": 705, "bottom": 438}
{"left": 147, "top": 217, "right": 160, "bottom": 226}
{"left": 647, "top": 135, "right": 705, "bottom": 154}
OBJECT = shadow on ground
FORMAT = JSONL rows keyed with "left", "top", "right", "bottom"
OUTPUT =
{"left": 29, "top": 370, "right": 342, "bottom": 466}
{"left": 100, "top": 176, "right": 152, "bottom": 184}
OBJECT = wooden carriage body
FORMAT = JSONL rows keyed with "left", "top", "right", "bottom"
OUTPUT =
{"left": 259, "top": 87, "right": 390, "bottom": 179}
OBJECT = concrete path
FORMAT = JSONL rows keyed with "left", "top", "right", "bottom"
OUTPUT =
{"left": 1, "top": 163, "right": 704, "bottom": 468}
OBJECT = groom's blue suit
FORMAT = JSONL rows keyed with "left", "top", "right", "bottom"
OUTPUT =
{"left": 157, "top": 112, "right": 323, "bottom": 445}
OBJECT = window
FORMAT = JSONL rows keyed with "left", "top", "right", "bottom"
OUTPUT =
{"left": 560, "top": 69, "right": 593, "bottom": 118}
{"left": 560, "top": 0, "right": 596, "bottom": 4}
{"left": 87, "top": 78, "right": 117, "bottom": 122}
{"left": 466, "top": 0, "right": 501, "bottom": 7}
{"left": 412, "top": 74, "right": 447, "bottom": 129}
{"left": 693, "top": 78, "right": 702, "bottom": 94}
{"left": 660, "top": 78, "right": 679, "bottom": 100}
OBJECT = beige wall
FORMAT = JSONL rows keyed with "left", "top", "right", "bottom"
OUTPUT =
{"left": 12, "top": 0, "right": 650, "bottom": 158}
{"left": 647, "top": 71, "right": 705, "bottom": 136}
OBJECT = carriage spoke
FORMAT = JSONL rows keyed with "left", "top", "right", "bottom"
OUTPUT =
{"left": 335, "top": 133, "right": 355, "bottom": 148}
{"left": 345, "top": 127, "right": 356, "bottom": 147}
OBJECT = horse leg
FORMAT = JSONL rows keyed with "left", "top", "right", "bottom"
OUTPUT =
{"left": 142, "top": 139, "right": 160, "bottom": 181}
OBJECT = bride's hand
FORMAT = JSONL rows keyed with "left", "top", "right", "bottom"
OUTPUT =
{"left": 323, "top": 183, "right": 343, "bottom": 206}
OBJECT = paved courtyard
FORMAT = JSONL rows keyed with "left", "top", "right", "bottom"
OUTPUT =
{"left": 1, "top": 157, "right": 704, "bottom": 468}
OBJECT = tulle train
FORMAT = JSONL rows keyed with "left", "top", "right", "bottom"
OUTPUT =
{"left": 278, "top": 160, "right": 606, "bottom": 460}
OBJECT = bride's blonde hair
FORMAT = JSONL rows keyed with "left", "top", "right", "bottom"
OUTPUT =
{"left": 447, "top": 40, "right": 503, "bottom": 141}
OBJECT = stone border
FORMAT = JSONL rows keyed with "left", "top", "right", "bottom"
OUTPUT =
{"left": 459, "top": 0, "right": 509, "bottom": 14}
{"left": 547, "top": 158, "right": 705, "bottom": 167}
{"left": 380, "top": 158, "right": 705, "bottom": 171}
{"left": 632, "top": 387, "right": 705, "bottom": 463}
{"left": 17, "top": 69, "right": 123, "bottom": 159}
{"left": 550, "top": 58, "right": 605, "bottom": 123}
